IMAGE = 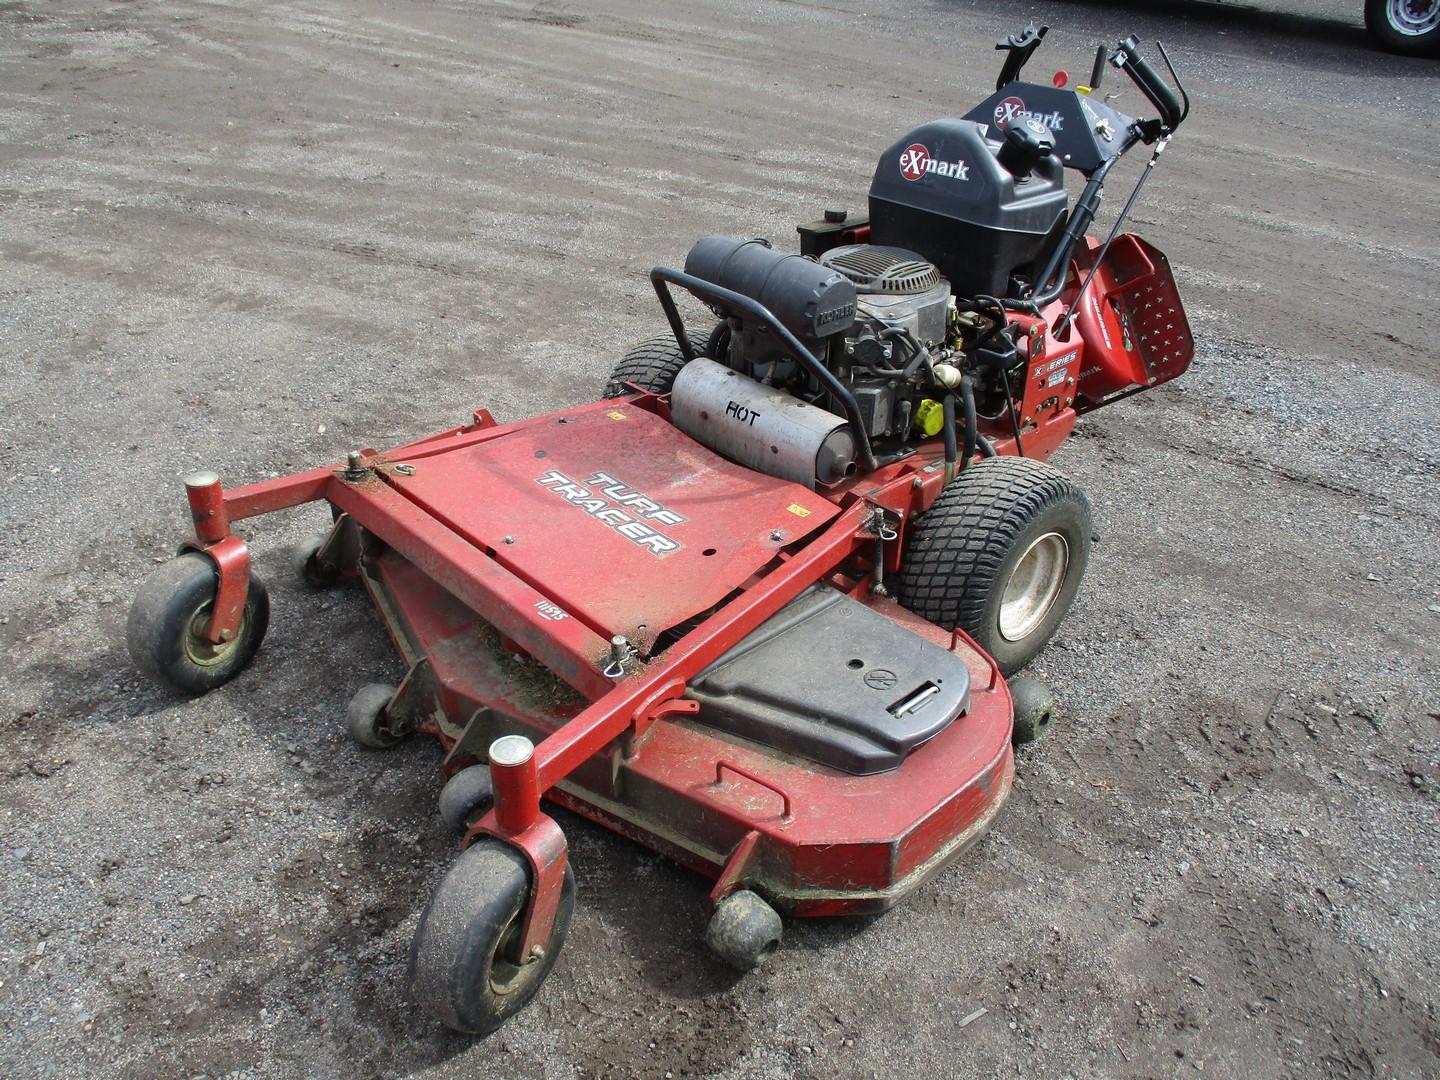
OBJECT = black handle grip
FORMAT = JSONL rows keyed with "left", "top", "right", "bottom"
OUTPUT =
{"left": 1115, "top": 36, "right": 1183, "bottom": 130}
{"left": 1089, "top": 45, "right": 1107, "bottom": 90}
{"left": 995, "top": 22, "right": 1047, "bottom": 92}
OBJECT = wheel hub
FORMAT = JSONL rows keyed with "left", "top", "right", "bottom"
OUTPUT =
{"left": 999, "top": 532, "right": 1069, "bottom": 642}
{"left": 1389, "top": 0, "right": 1440, "bottom": 34}
{"left": 182, "top": 602, "right": 242, "bottom": 666}
{"left": 488, "top": 914, "right": 534, "bottom": 996}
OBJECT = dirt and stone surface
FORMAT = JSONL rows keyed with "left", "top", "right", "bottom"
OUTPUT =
{"left": 1, "top": 0, "right": 1436, "bottom": 1077}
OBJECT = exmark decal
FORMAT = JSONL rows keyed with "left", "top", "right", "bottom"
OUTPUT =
{"left": 535, "top": 469, "right": 685, "bottom": 557}
{"left": 993, "top": 96, "right": 1065, "bottom": 132}
{"left": 898, "top": 143, "right": 969, "bottom": 183}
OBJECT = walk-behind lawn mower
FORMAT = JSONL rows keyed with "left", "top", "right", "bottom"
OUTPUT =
{"left": 127, "top": 26, "right": 1192, "bottom": 1035}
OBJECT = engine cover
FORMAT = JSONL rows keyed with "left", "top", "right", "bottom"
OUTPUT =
{"left": 819, "top": 244, "right": 951, "bottom": 346}
{"left": 670, "top": 358, "right": 856, "bottom": 489}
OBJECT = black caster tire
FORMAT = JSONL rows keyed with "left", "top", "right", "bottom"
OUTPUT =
{"left": 292, "top": 532, "right": 340, "bottom": 589}
{"left": 409, "top": 839, "right": 576, "bottom": 1035}
{"left": 439, "top": 765, "right": 495, "bottom": 833}
{"left": 1009, "top": 676, "right": 1056, "bottom": 745}
{"left": 347, "top": 683, "right": 402, "bottom": 749}
{"left": 126, "top": 553, "right": 270, "bottom": 694}
{"left": 705, "top": 889, "right": 782, "bottom": 971}
{"left": 898, "top": 456, "right": 1091, "bottom": 677}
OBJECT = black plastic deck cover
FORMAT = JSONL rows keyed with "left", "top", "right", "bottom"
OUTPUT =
{"left": 687, "top": 587, "right": 971, "bottom": 775}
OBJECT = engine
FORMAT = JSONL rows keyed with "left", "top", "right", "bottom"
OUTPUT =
{"left": 815, "top": 244, "right": 951, "bottom": 441}
{"left": 670, "top": 233, "right": 1020, "bottom": 489}
{"left": 667, "top": 117, "right": 1069, "bottom": 488}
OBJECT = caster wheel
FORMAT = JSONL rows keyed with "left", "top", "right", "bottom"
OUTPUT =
{"left": 705, "top": 889, "right": 782, "bottom": 971}
{"left": 346, "top": 683, "right": 402, "bottom": 749}
{"left": 439, "top": 765, "right": 495, "bottom": 833}
{"left": 292, "top": 532, "right": 340, "bottom": 589}
{"left": 1009, "top": 676, "right": 1056, "bottom": 745}
{"left": 409, "top": 839, "right": 576, "bottom": 1035}
{"left": 126, "top": 553, "right": 270, "bottom": 694}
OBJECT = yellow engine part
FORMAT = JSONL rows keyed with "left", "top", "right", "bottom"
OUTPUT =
{"left": 913, "top": 398, "right": 945, "bottom": 437}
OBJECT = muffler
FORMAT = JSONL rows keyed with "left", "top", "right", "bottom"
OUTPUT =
{"left": 670, "top": 359, "right": 856, "bottom": 489}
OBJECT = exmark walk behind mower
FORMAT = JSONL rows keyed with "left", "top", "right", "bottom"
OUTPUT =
{"left": 127, "top": 27, "right": 1192, "bottom": 1035}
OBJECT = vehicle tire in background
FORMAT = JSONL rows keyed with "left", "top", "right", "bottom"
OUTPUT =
{"left": 1365, "top": 0, "right": 1440, "bottom": 55}
{"left": 602, "top": 325, "right": 719, "bottom": 398}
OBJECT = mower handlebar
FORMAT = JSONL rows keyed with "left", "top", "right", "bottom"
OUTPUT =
{"left": 1112, "top": 36, "right": 1188, "bottom": 134}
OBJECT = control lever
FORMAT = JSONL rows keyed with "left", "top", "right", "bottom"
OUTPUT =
{"left": 995, "top": 22, "right": 1048, "bottom": 92}
{"left": 1112, "top": 36, "right": 1189, "bottom": 137}
{"left": 1088, "top": 44, "right": 1107, "bottom": 90}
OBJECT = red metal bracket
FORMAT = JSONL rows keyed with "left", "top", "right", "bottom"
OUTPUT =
{"left": 467, "top": 810, "right": 569, "bottom": 965}
{"left": 628, "top": 678, "right": 698, "bottom": 751}
{"left": 469, "top": 733, "right": 571, "bottom": 962}
{"left": 708, "top": 829, "right": 761, "bottom": 908}
{"left": 198, "top": 537, "right": 251, "bottom": 646}
{"left": 179, "top": 473, "right": 250, "bottom": 645}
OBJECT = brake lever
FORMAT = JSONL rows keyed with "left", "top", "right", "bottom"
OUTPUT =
{"left": 1155, "top": 40, "right": 1192, "bottom": 127}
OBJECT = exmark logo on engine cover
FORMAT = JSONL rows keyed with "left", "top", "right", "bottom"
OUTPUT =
{"left": 993, "top": 96, "right": 1065, "bottom": 131}
{"left": 898, "top": 143, "right": 969, "bottom": 183}
{"left": 536, "top": 469, "right": 685, "bottom": 556}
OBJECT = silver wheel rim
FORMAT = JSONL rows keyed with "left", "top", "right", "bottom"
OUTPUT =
{"left": 999, "top": 532, "right": 1069, "bottom": 642}
{"left": 1388, "top": 0, "right": 1439, "bottom": 35}
{"left": 183, "top": 601, "right": 242, "bottom": 666}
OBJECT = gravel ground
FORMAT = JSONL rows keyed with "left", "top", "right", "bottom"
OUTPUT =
{"left": 1, "top": 1, "right": 1436, "bottom": 1078}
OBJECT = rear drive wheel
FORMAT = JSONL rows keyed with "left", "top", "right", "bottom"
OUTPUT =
{"left": 705, "top": 889, "right": 782, "bottom": 971}
{"left": 1366, "top": 0, "right": 1440, "bottom": 55}
{"left": 602, "top": 326, "right": 716, "bottom": 398}
{"left": 127, "top": 553, "right": 270, "bottom": 694}
{"left": 409, "top": 839, "right": 576, "bottom": 1035}
{"left": 898, "top": 456, "right": 1091, "bottom": 676}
